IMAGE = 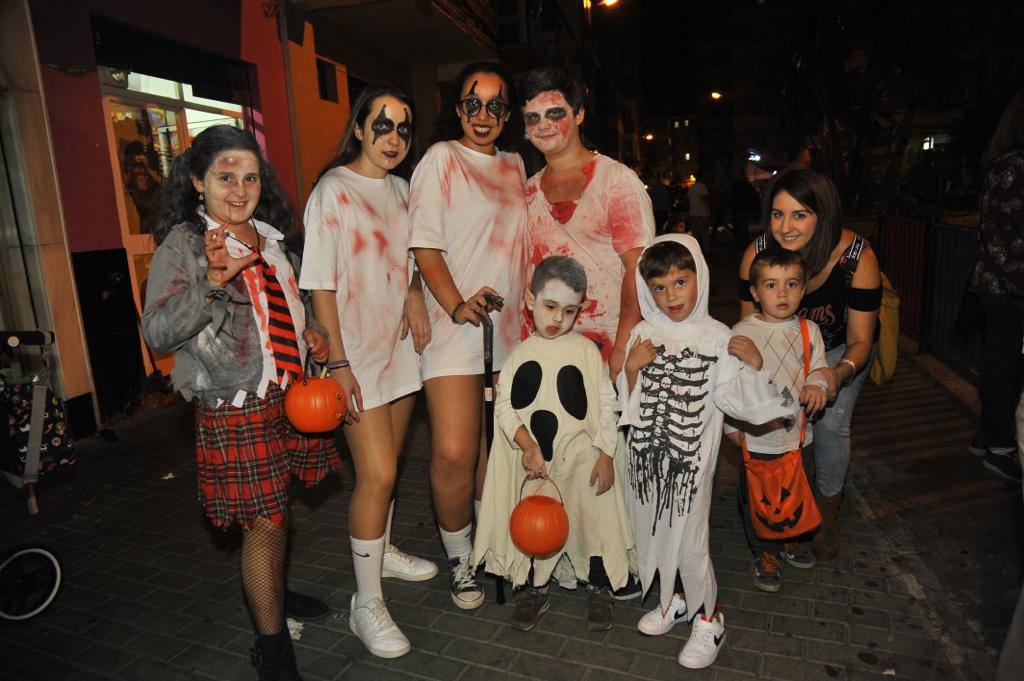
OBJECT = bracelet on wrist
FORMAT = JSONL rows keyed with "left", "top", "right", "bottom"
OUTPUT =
{"left": 206, "top": 273, "right": 223, "bottom": 288}
{"left": 326, "top": 359, "right": 351, "bottom": 371}
{"left": 450, "top": 301, "right": 466, "bottom": 323}
{"left": 838, "top": 358, "right": 857, "bottom": 381}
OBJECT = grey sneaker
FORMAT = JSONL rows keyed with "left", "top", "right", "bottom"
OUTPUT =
{"left": 511, "top": 587, "right": 549, "bottom": 631}
{"left": 611, "top": 573, "right": 643, "bottom": 601}
{"left": 780, "top": 542, "right": 816, "bottom": 569}
{"left": 968, "top": 432, "right": 986, "bottom": 457}
{"left": 585, "top": 585, "right": 613, "bottom": 631}
{"left": 752, "top": 552, "right": 782, "bottom": 593}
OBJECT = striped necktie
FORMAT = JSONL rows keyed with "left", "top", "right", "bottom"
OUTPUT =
{"left": 257, "top": 251, "right": 303, "bottom": 381}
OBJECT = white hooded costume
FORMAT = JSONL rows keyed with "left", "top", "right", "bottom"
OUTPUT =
{"left": 473, "top": 331, "right": 635, "bottom": 589}
{"left": 617, "top": 234, "right": 790, "bottom": 615}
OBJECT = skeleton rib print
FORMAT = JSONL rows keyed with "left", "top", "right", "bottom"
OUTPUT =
{"left": 628, "top": 345, "right": 716, "bottom": 533}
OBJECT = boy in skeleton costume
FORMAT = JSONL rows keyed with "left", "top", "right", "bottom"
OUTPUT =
{"left": 473, "top": 256, "right": 635, "bottom": 632}
{"left": 618, "top": 234, "right": 790, "bottom": 669}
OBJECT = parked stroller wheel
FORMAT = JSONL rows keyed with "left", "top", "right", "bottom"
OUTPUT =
{"left": 0, "top": 545, "right": 62, "bottom": 621}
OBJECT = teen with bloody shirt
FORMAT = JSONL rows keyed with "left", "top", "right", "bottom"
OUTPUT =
{"left": 408, "top": 62, "right": 528, "bottom": 611}
{"left": 301, "top": 84, "right": 436, "bottom": 658}
{"left": 519, "top": 67, "right": 655, "bottom": 381}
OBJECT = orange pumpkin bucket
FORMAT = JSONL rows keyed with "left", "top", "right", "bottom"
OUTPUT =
{"left": 284, "top": 360, "right": 347, "bottom": 433}
{"left": 509, "top": 478, "right": 569, "bottom": 559}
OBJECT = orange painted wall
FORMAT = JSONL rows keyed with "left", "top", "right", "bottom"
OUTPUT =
{"left": 288, "top": 21, "right": 350, "bottom": 216}
{"left": 240, "top": 2, "right": 299, "bottom": 213}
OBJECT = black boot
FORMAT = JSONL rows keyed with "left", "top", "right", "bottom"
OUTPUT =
{"left": 251, "top": 630, "right": 303, "bottom": 681}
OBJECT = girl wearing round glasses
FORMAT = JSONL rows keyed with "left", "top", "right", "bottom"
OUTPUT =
{"left": 408, "top": 61, "right": 528, "bottom": 611}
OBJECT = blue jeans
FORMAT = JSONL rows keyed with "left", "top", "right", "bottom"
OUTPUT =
{"left": 812, "top": 344, "right": 871, "bottom": 497}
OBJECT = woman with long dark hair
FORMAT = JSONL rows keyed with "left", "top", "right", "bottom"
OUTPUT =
{"left": 301, "top": 83, "right": 434, "bottom": 658}
{"left": 737, "top": 169, "right": 881, "bottom": 566}
{"left": 408, "top": 61, "right": 528, "bottom": 610}
{"left": 143, "top": 125, "right": 339, "bottom": 680}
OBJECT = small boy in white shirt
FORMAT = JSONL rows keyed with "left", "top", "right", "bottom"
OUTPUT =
{"left": 728, "top": 247, "right": 830, "bottom": 593}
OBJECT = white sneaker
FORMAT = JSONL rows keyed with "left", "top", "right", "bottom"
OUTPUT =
{"left": 637, "top": 593, "right": 688, "bottom": 635}
{"left": 348, "top": 594, "right": 411, "bottom": 658}
{"left": 448, "top": 556, "right": 485, "bottom": 610}
{"left": 382, "top": 544, "right": 438, "bottom": 582}
{"left": 678, "top": 611, "right": 726, "bottom": 669}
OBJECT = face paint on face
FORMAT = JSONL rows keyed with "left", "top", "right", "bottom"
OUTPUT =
{"left": 456, "top": 72, "right": 510, "bottom": 154}
{"left": 397, "top": 109, "right": 412, "bottom": 145}
{"left": 191, "top": 150, "right": 261, "bottom": 227}
{"left": 352, "top": 96, "right": 413, "bottom": 178}
{"left": 751, "top": 264, "right": 806, "bottom": 322}
{"left": 527, "top": 279, "right": 583, "bottom": 339}
{"left": 523, "top": 91, "right": 582, "bottom": 157}
{"left": 646, "top": 266, "right": 698, "bottom": 322}
{"left": 370, "top": 105, "right": 394, "bottom": 145}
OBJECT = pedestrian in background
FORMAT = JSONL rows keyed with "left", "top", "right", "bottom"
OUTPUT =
{"left": 968, "top": 89, "right": 1024, "bottom": 483}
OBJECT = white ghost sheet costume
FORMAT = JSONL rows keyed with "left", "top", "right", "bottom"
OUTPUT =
{"left": 616, "top": 234, "right": 790, "bottom": 615}
{"left": 473, "top": 331, "right": 636, "bottom": 589}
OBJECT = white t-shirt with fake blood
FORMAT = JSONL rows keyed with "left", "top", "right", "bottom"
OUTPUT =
{"left": 525, "top": 154, "right": 655, "bottom": 363}
{"left": 408, "top": 140, "right": 528, "bottom": 379}
{"left": 300, "top": 166, "right": 421, "bottom": 410}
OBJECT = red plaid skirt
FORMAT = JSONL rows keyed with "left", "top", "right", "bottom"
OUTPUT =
{"left": 194, "top": 384, "right": 340, "bottom": 529}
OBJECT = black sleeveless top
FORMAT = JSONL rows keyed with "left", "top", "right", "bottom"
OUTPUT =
{"left": 739, "top": 233, "right": 881, "bottom": 351}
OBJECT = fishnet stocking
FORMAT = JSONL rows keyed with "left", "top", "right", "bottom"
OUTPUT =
{"left": 241, "top": 516, "right": 288, "bottom": 635}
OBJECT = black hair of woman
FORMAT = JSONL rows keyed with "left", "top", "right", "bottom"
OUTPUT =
{"left": 318, "top": 83, "right": 417, "bottom": 184}
{"left": 429, "top": 60, "right": 521, "bottom": 149}
{"left": 152, "top": 125, "right": 293, "bottom": 245}
{"left": 764, "top": 168, "right": 842, "bottom": 278}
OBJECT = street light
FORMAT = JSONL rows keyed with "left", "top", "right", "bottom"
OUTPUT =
{"left": 644, "top": 133, "right": 654, "bottom": 141}
{"left": 710, "top": 91, "right": 723, "bottom": 100}
{"left": 600, "top": 0, "right": 620, "bottom": 6}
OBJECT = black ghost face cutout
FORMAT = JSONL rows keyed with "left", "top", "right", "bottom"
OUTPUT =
{"left": 530, "top": 411, "right": 558, "bottom": 462}
{"left": 556, "top": 366, "right": 587, "bottom": 420}
{"left": 511, "top": 361, "right": 542, "bottom": 409}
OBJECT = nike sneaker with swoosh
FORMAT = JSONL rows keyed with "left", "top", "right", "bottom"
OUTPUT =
{"left": 637, "top": 593, "right": 688, "bottom": 635}
{"left": 678, "top": 610, "right": 725, "bottom": 669}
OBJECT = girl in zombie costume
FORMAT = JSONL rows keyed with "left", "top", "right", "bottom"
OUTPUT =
{"left": 618, "top": 234, "right": 789, "bottom": 670}
{"left": 519, "top": 67, "right": 655, "bottom": 378}
{"left": 473, "top": 256, "right": 635, "bottom": 633}
{"left": 142, "top": 125, "right": 339, "bottom": 681}
{"left": 301, "top": 84, "right": 436, "bottom": 658}
{"left": 409, "top": 61, "right": 528, "bottom": 610}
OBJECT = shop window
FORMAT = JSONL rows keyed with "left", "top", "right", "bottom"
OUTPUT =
{"left": 317, "top": 59, "right": 338, "bottom": 103}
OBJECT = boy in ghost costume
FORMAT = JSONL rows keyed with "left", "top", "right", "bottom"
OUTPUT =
{"left": 473, "top": 256, "right": 635, "bottom": 632}
{"left": 617, "top": 234, "right": 790, "bottom": 669}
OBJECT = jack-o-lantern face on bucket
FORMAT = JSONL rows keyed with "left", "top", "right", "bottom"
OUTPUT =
{"left": 754, "top": 485, "right": 804, "bottom": 534}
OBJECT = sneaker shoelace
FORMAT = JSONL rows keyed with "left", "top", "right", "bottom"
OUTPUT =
{"left": 362, "top": 599, "right": 398, "bottom": 634}
{"left": 760, "top": 553, "right": 781, "bottom": 574}
{"left": 385, "top": 545, "right": 413, "bottom": 566}
{"left": 451, "top": 558, "right": 478, "bottom": 593}
{"left": 690, "top": 615, "right": 720, "bottom": 647}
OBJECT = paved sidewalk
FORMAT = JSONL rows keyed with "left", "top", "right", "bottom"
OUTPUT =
{"left": 2, "top": 348, "right": 1003, "bottom": 680}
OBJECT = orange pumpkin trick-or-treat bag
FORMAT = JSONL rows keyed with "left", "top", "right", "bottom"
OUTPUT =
{"left": 741, "top": 318, "right": 822, "bottom": 540}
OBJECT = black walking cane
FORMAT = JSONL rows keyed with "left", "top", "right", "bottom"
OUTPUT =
{"left": 481, "top": 294, "right": 506, "bottom": 605}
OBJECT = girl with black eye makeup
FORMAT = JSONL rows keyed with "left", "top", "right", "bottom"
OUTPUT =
{"left": 409, "top": 60, "right": 528, "bottom": 612}
{"left": 302, "top": 84, "right": 435, "bottom": 659}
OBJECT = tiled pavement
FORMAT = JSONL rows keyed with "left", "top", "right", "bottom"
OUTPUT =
{"left": 3, "top": 345, "right": 1014, "bottom": 681}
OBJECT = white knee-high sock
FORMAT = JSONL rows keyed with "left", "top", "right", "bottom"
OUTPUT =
{"left": 439, "top": 523, "right": 473, "bottom": 561}
{"left": 351, "top": 535, "right": 385, "bottom": 608}
{"left": 384, "top": 500, "right": 395, "bottom": 548}
{"left": 474, "top": 499, "right": 481, "bottom": 521}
